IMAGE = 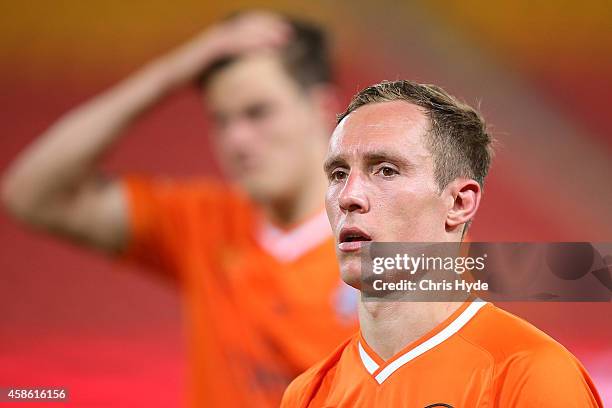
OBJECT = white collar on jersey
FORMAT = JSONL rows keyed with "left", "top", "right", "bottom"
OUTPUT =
{"left": 256, "top": 209, "right": 332, "bottom": 263}
{"left": 358, "top": 299, "right": 488, "bottom": 384}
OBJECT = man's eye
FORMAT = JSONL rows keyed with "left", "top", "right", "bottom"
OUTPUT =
{"left": 245, "top": 104, "right": 271, "bottom": 121}
{"left": 376, "top": 166, "right": 399, "bottom": 178}
{"left": 330, "top": 169, "right": 348, "bottom": 182}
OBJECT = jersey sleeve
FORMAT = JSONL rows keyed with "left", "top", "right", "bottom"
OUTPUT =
{"left": 280, "top": 379, "right": 301, "bottom": 408}
{"left": 497, "top": 342, "right": 603, "bottom": 407}
{"left": 281, "top": 368, "right": 316, "bottom": 408}
{"left": 119, "top": 174, "right": 246, "bottom": 280}
{"left": 281, "top": 337, "right": 352, "bottom": 408}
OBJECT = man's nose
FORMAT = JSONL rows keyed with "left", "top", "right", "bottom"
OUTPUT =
{"left": 224, "top": 119, "right": 257, "bottom": 147}
{"left": 338, "top": 173, "right": 370, "bottom": 213}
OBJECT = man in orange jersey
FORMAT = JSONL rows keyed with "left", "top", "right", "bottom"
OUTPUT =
{"left": 1, "top": 12, "right": 358, "bottom": 408}
{"left": 282, "top": 80, "right": 603, "bottom": 407}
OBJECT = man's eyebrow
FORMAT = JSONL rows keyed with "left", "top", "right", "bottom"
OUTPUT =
{"left": 323, "top": 155, "right": 347, "bottom": 174}
{"left": 362, "top": 151, "right": 415, "bottom": 168}
{"left": 323, "top": 151, "right": 416, "bottom": 173}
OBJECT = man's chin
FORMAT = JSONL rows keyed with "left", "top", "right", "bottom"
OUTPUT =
{"left": 340, "top": 266, "right": 362, "bottom": 290}
{"left": 238, "top": 178, "right": 281, "bottom": 203}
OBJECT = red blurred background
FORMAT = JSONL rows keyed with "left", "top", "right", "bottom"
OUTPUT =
{"left": 1, "top": 1, "right": 610, "bottom": 406}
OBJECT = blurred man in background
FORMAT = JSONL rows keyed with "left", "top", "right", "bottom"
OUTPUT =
{"left": 1, "top": 11, "right": 357, "bottom": 408}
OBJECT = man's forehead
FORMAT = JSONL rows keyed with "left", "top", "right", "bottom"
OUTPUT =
{"left": 330, "top": 100, "right": 429, "bottom": 154}
{"left": 206, "top": 52, "right": 296, "bottom": 97}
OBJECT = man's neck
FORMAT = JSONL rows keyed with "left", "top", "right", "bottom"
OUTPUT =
{"left": 359, "top": 301, "right": 463, "bottom": 361}
{"left": 263, "top": 169, "right": 328, "bottom": 228}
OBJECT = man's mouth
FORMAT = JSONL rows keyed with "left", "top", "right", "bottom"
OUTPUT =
{"left": 338, "top": 227, "right": 372, "bottom": 252}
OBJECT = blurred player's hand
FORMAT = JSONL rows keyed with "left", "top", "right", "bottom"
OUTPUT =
{"left": 158, "top": 12, "right": 292, "bottom": 87}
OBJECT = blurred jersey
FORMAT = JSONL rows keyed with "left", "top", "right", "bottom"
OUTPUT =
{"left": 282, "top": 300, "right": 602, "bottom": 407}
{"left": 122, "top": 176, "right": 358, "bottom": 407}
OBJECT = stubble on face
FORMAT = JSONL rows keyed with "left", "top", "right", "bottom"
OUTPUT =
{"left": 325, "top": 101, "right": 449, "bottom": 288}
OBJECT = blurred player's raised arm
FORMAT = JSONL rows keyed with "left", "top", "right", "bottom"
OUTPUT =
{"left": 1, "top": 12, "right": 290, "bottom": 253}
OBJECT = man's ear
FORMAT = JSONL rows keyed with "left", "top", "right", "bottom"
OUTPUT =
{"left": 307, "top": 84, "right": 341, "bottom": 130}
{"left": 445, "top": 178, "right": 482, "bottom": 233}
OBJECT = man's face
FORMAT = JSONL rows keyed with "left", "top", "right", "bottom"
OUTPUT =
{"left": 324, "top": 101, "right": 450, "bottom": 288}
{"left": 205, "top": 52, "right": 327, "bottom": 203}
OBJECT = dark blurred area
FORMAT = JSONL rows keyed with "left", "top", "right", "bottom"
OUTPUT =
{"left": 1, "top": 1, "right": 610, "bottom": 406}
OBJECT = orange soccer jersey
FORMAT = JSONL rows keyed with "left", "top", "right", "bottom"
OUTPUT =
{"left": 282, "top": 300, "right": 603, "bottom": 407}
{"left": 121, "top": 176, "right": 358, "bottom": 408}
